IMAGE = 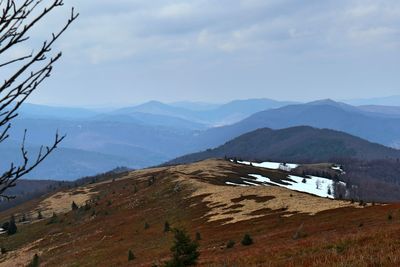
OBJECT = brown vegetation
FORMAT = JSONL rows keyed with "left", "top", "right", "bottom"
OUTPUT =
{"left": 0, "top": 159, "right": 399, "bottom": 266}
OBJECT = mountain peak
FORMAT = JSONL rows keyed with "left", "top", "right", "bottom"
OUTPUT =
{"left": 307, "top": 99, "right": 340, "bottom": 106}
{"left": 137, "top": 100, "right": 167, "bottom": 108}
{"left": 305, "top": 99, "right": 360, "bottom": 113}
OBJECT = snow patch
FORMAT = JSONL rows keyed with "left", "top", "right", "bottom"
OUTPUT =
{"left": 248, "top": 174, "right": 271, "bottom": 184}
{"left": 247, "top": 174, "right": 335, "bottom": 199}
{"left": 225, "top": 182, "right": 248, "bottom": 187}
{"left": 242, "top": 180, "right": 262, "bottom": 186}
{"left": 331, "top": 165, "right": 345, "bottom": 174}
{"left": 227, "top": 160, "right": 346, "bottom": 199}
{"left": 237, "top": 160, "right": 299, "bottom": 170}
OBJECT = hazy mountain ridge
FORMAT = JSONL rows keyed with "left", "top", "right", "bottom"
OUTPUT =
{"left": 191, "top": 100, "right": 400, "bottom": 151}
{"left": 169, "top": 126, "right": 400, "bottom": 165}
{"left": 20, "top": 103, "right": 99, "bottom": 120}
{"left": 113, "top": 98, "right": 295, "bottom": 126}
{"left": 0, "top": 145, "right": 134, "bottom": 180}
{"left": 357, "top": 105, "right": 400, "bottom": 118}
{"left": 345, "top": 95, "right": 400, "bottom": 106}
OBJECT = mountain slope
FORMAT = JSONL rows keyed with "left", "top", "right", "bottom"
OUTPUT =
{"left": 20, "top": 103, "right": 98, "bottom": 119}
{"left": 8, "top": 117, "right": 196, "bottom": 166}
{"left": 10, "top": 99, "right": 400, "bottom": 180}
{"left": 114, "top": 98, "right": 296, "bottom": 126}
{"left": 170, "top": 126, "right": 400, "bottom": 165}
{"left": 0, "top": 145, "right": 135, "bottom": 180}
{"left": 357, "top": 105, "right": 400, "bottom": 118}
{"left": 345, "top": 95, "right": 400, "bottom": 106}
{"left": 200, "top": 98, "right": 297, "bottom": 125}
{"left": 192, "top": 100, "right": 400, "bottom": 150}
{"left": 93, "top": 112, "right": 206, "bottom": 130}
{"left": 113, "top": 100, "right": 198, "bottom": 121}
{"left": 1, "top": 159, "right": 400, "bottom": 266}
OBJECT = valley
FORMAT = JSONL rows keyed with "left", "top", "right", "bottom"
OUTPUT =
{"left": 5, "top": 99, "right": 400, "bottom": 181}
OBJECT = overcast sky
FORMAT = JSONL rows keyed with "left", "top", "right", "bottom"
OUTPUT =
{"left": 23, "top": 0, "right": 400, "bottom": 106}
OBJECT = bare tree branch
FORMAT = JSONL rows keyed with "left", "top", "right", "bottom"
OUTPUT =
{"left": 0, "top": 0, "right": 78, "bottom": 198}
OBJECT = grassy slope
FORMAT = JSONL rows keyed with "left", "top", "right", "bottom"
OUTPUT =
{"left": 1, "top": 160, "right": 400, "bottom": 266}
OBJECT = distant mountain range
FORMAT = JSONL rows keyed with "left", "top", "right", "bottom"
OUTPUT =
{"left": 0, "top": 144, "right": 135, "bottom": 180}
{"left": 169, "top": 126, "right": 400, "bottom": 165}
{"left": 344, "top": 95, "right": 400, "bottom": 106}
{"left": 5, "top": 98, "right": 400, "bottom": 180}
{"left": 357, "top": 105, "right": 400, "bottom": 118}
{"left": 20, "top": 103, "right": 99, "bottom": 119}
{"left": 113, "top": 98, "right": 296, "bottom": 126}
{"left": 191, "top": 99, "right": 400, "bottom": 151}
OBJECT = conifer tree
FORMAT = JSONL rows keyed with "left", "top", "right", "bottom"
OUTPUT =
{"left": 7, "top": 216, "right": 17, "bottom": 235}
{"left": 128, "top": 250, "right": 135, "bottom": 261}
{"left": 71, "top": 201, "right": 79, "bottom": 210}
{"left": 164, "top": 221, "right": 170, "bottom": 233}
{"left": 241, "top": 233, "right": 253, "bottom": 246}
{"left": 164, "top": 228, "right": 199, "bottom": 267}
{"left": 27, "top": 254, "right": 39, "bottom": 267}
{"left": 195, "top": 232, "right": 201, "bottom": 241}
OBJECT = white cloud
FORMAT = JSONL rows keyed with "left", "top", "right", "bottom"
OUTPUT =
{"left": 348, "top": 26, "right": 398, "bottom": 44}
{"left": 20, "top": 0, "right": 400, "bottom": 105}
{"left": 47, "top": 0, "right": 400, "bottom": 65}
{"left": 346, "top": 4, "right": 378, "bottom": 18}
{"left": 157, "top": 3, "right": 194, "bottom": 18}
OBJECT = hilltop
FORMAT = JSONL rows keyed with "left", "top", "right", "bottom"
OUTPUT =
{"left": 193, "top": 100, "right": 400, "bottom": 150}
{"left": 1, "top": 159, "right": 400, "bottom": 266}
{"left": 170, "top": 126, "right": 400, "bottom": 165}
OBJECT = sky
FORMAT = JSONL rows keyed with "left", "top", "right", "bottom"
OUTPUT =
{"left": 15, "top": 0, "right": 400, "bottom": 107}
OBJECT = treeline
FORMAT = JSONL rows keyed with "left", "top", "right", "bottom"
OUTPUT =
{"left": 228, "top": 156, "right": 400, "bottom": 203}
{"left": 334, "top": 158, "right": 400, "bottom": 203}
{"left": 293, "top": 158, "right": 400, "bottom": 203}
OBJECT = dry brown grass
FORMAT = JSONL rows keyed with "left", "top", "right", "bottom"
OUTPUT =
{"left": 33, "top": 187, "right": 97, "bottom": 218}
{"left": 185, "top": 178, "right": 360, "bottom": 224}
{"left": 0, "top": 238, "right": 42, "bottom": 267}
{"left": 0, "top": 159, "right": 398, "bottom": 267}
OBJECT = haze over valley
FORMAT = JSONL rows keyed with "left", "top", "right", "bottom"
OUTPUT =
{"left": 4, "top": 97, "right": 400, "bottom": 180}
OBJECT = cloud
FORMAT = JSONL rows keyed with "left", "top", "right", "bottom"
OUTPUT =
{"left": 20, "top": 0, "right": 400, "bottom": 105}
{"left": 56, "top": 0, "right": 399, "bottom": 64}
{"left": 157, "top": 3, "right": 195, "bottom": 18}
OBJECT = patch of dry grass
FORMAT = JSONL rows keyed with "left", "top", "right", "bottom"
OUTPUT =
{"left": 34, "top": 187, "right": 97, "bottom": 218}
{"left": 184, "top": 177, "right": 360, "bottom": 224}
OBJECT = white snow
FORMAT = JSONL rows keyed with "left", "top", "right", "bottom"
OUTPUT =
{"left": 237, "top": 160, "right": 299, "bottom": 170}
{"left": 247, "top": 174, "right": 271, "bottom": 184}
{"left": 227, "top": 159, "right": 346, "bottom": 199}
{"left": 242, "top": 180, "right": 262, "bottom": 186}
{"left": 331, "top": 166, "right": 341, "bottom": 171}
{"left": 289, "top": 175, "right": 334, "bottom": 199}
{"left": 225, "top": 182, "right": 249, "bottom": 187}
{"left": 331, "top": 165, "right": 345, "bottom": 174}
{"left": 247, "top": 174, "right": 335, "bottom": 199}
